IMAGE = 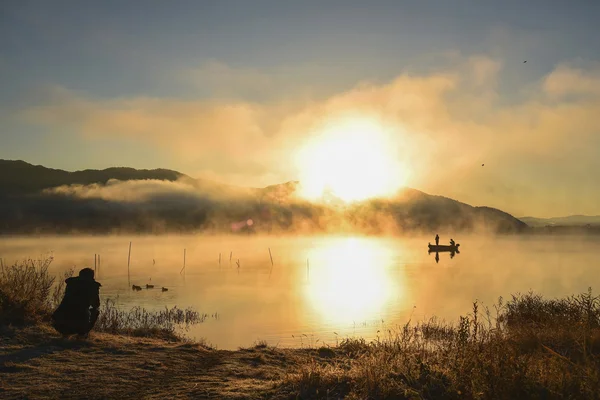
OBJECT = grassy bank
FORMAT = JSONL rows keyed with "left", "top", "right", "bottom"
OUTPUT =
{"left": 281, "top": 292, "right": 600, "bottom": 399}
{"left": 1, "top": 258, "right": 600, "bottom": 399}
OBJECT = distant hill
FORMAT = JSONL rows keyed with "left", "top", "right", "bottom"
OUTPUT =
{"left": 0, "top": 159, "right": 528, "bottom": 235}
{"left": 520, "top": 215, "right": 600, "bottom": 227}
{"left": 344, "top": 188, "right": 528, "bottom": 234}
{"left": 0, "top": 159, "right": 185, "bottom": 195}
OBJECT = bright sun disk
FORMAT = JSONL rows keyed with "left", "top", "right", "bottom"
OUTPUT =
{"left": 296, "top": 116, "right": 408, "bottom": 202}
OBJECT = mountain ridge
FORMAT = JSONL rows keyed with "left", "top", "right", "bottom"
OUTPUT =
{"left": 0, "top": 159, "right": 528, "bottom": 234}
{"left": 520, "top": 215, "right": 600, "bottom": 227}
{"left": 0, "top": 159, "right": 186, "bottom": 195}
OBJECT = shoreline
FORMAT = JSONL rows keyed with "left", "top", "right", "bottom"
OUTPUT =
{"left": 3, "top": 306, "right": 600, "bottom": 400}
{"left": 1, "top": 324, "right": 301, "bottom": 400}
{"left": 2, "top": 258, "right": 599, "bottom": 398}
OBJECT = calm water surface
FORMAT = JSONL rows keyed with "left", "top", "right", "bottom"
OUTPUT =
{"left": 1, "top": 234, "right": 598, "bottom": 349}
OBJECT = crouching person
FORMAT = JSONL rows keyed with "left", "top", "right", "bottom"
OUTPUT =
{"left": 52, "top": 268, "right": 101, "bottom": 338}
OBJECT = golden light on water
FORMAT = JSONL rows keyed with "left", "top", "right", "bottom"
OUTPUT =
{"left": 296, "top": 116, "right": 410, "bottom": 202}
{"left": 304, "top": 237, "right": 404, "bottom": 326}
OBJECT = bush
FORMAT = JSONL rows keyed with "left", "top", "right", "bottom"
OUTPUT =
{"left": 0, "top": 257, "right": 59, "bottom": 325}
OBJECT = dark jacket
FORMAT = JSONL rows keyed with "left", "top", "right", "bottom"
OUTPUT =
{"left": 53, "top": 276, "right": 101, "bottom": 320}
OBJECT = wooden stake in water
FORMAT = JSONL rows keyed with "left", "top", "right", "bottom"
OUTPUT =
{"left": 97, "top": 254, "right": 100, "bottom": 279}
{"left": 127, "top": 242, "right": 132, "bottom": 287}
{"left": 180, "top": 248, "right": 186, "bottom": 279}
{"left": 229, "top": 251, "right": 232, "bottom": 265}
{"left": 268, "top": 247, "right": 274, "bottom": 278}
{"left": 94, "top": 254, "right": 97, "bottom": 274}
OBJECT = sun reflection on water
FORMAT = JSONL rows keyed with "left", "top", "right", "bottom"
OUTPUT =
{"left": 304, "top": 237, "right": 405, "bottom": 326}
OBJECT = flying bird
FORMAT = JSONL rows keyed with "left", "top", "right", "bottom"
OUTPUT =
{"left": 523, "top": 60, "right": 527, "bottom": 63}
{"left": 482, "top": 164, "right": 485, "bottom": 167}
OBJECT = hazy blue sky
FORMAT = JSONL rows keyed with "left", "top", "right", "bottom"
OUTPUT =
{"left": 1, "top": 1, "right": 599, "bottom": 216}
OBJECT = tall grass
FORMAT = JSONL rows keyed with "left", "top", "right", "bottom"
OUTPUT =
{"left": 284, "top": 291, "right": 600, "bottom": 399}
{"left": 95, "top": 299, "right": 207, "bottom": 341}
{"left": 0, "top": 257, "right": 61, "bottom": 325}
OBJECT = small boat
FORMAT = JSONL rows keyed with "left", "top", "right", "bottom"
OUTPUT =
{"left": 132, "top": 285, "right": 142, "bottom": 291}
{"left": 146, "top": 284, "right": 155, "bottom": 289}
{"left": 428, "top": 243, "right": 460, "bottom": 252}
{"left": 161, "top": 287, "right": 168, "bottom": 292}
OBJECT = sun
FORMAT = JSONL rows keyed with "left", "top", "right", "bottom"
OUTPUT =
{"left": 296, "top": 116, "right": 409, "bottom": 202}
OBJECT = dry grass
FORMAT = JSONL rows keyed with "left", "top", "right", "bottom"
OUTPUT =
{"left": 0, "top": 324, "right": 285, "bottom": 400}
{"left": 282, "top": 291, "right": 600, "bottom": 399}
{"left": 0, "top": 257, "right": 62, "bottom": 325}
{"left": 95, "top": 299, "right": 207, "bottom": 341}
{"left": 0, "top": 258, "right": 205, "bottom": 341}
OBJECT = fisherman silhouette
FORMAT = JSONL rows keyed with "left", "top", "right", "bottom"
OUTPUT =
{"left": 52, "top": 268, "right": 101, "bottom": 338}
{"left": 435, "top": 234, "right": 439, "bottom": 246}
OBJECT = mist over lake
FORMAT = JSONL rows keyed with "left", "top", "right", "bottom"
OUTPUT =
{"left": 2, "top": 234, "right": 598, "bottom": 349}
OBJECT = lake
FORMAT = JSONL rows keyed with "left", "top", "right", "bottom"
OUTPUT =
{"left": 1, "top": 234, "right": 598, "bottom": 349}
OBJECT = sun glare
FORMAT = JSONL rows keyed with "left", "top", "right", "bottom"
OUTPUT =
{"left": 304, "top": 237, "right": 404, "bottom": 326}
{"left": 296, "top": 116, "right": 409, "bottom": 203}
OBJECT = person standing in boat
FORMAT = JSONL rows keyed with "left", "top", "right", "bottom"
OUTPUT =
{"left": 435, "top": 234, "right": 439, "bottom": 246}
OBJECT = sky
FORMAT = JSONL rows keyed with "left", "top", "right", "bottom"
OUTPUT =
{"left": 1, "top": 0, "right": 600, "bottom": 217}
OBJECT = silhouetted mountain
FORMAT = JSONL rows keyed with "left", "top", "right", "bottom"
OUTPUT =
{"left": 0, "top": 160, "right": 184, "bottom": 195}
{"left": 520, "top": 215, "right": 600, "bottom": 227}
{"left": 344, "top": 189, "right": 528, "bottom": 234}
{"left": 0, "top": 159, "right": 528, "bottom": 235}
